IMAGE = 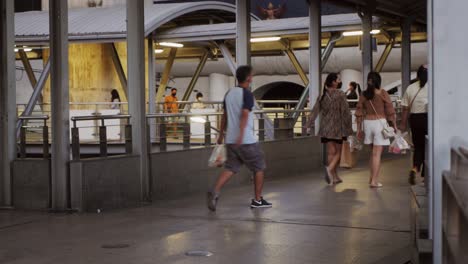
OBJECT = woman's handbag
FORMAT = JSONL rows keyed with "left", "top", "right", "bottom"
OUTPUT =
{"left": 369, "top": 100, "right": 396, "bottom": 139}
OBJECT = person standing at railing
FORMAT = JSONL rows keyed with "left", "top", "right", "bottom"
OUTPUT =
{"left": 356, "top": 72, "right": 397, "bottom": 188}
{"left": 400, "top": 65, "right": 428, "bottom": 185}
{"left": 207, "top": 65, "right": 272, "bottom": 211}
{"left": 192, "top": 92, "right": 206, "bottom": 109}
{"left": 164, "top": 88, "right": 179, "bottom": 138}
{"left": 110, "top": 89, "right": 121, "bottom": 110}
{"left": 308, "top": 73, "right": 353, "bottom": 185}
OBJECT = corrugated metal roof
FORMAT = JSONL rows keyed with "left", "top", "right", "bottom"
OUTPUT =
{"left": 15, "top": 1, "right": 238, "bottom": 44}
{"left": 156, "top": 14, "right": 376, "bottom": 42}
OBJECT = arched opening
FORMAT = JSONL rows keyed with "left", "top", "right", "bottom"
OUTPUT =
{"left": 253, "top": 81, "right": 305, "bottom": 107}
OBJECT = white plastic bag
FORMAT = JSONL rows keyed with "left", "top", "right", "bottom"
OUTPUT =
{"left": 348, "top": 135, "right": 363, "bottom": 152}
{"left": 208, "top": 144, "right": 226, "bottom": 167}
{"left": 389, "top": 132, "right": 411, "bottom": 154}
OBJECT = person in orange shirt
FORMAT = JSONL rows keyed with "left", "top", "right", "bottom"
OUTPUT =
{"left": 164, "top": 88, "right": 179, "bottom": 138}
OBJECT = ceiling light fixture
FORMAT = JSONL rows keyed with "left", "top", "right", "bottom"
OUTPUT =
{"left": 250, "top": 36, "right": 281, "bottom": 43}
{"left": 159, "top": 42, "right": 184, "bottom": 48}
{"left": 342, "top": 30, "right": 381, "bottom": 37}
{"left": 154, "top": 49, "right": 164, "bottom": 54}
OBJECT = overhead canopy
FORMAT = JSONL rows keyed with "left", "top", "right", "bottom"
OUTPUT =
{"left": 156, "top": 14, "right": 377, "bottom": 42}
{"left": 14, "top": 1, "right": 247, "bottom": 45}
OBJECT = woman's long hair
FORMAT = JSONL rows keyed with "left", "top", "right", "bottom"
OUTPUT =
{"left": 350, "top": 81, "right": 362, "bottom": 95}
{"left": 417, "top": 65, "right": 428, "bottom": 88}
{"left": 363, "top": 72, "right": 382, "bottom": 100}
{"left": 111, "top": 89, "right": 120, "bottom": 102}
{"left": 321, "top": 73, "right": 339, "bottom": 101}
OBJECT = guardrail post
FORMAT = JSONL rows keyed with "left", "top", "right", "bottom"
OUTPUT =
{"left": 125, "top": 124, "right": 132, "bottom": 154}
{"left": 159, "top": 123, "right": 167, "bottom": 152}
{"left": 99, "top": 122, "right": 107, "bottom": 157}
{"left": 301, "top": 112, "right": 308, "bottom": 136}
{"left": 258, "top": 115, "right": 265, "bottom": 142}
{"left": 19, "top": 127, "right": 27, "bottom": 158}
{"left": 43, "top": 124, "right": 49, "bottom": 158}
{"left": 183, "top": 122, "right": 190, "bottom": 150}
{"left": 204, "top": 120, "right": 211, "bottom": 147}
{"left": 71, "top": 127, "right": 80, "bottom": 161}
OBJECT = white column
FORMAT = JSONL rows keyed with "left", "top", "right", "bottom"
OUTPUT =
{"left": 361, "top": 11, "right": 373, "bottom": 87}
{"left": 127, "top": 0, "right": 149, "bottom": 200}
{"left": 401, "top": 17, "right": 412, "bottom": 95}
{"left": 236, "top": 0, "right": 251, "bottom": 66}
{"left": 309, "top": 0, "right": 321, "bottom": 134}
{"left": 0, "top": 0, "right": 16, "bottom": 207}
{"left": 209, "top": 73, "right": 230, "bottom": 101}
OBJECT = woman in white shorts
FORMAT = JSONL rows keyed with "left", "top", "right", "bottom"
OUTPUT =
{"left": 355, "top": 72, "right": 397, "bottom": 188}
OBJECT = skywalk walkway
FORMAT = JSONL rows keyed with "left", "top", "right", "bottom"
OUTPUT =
{"left": 0, "top": 156, "right": 412, "bottom": 264}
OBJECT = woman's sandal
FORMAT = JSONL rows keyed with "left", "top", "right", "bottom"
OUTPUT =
{"left": 370, "top": 183, "right": 383, "bottom": 188}
{"left": 333, "top": 179, "right": 343, "bottom": 184}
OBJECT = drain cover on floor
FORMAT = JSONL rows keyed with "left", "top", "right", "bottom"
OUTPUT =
{"left": 185, "top": 250, "right": 213, "bottom": 257}
{"left": 101, "top": 243, "right": 130, "bottom": 249}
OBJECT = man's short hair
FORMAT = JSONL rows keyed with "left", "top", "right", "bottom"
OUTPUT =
{"left": 236, "top": 65, "right": 253, "bottom": 83}
{"left": 171, "top": 88, "right": 177, "bottom": 92}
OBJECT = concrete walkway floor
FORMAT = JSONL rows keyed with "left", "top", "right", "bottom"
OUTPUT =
{"left": 0, "top": 156, "right": 413, "bottom": 264}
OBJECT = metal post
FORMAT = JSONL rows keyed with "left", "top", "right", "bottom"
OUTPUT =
{"left": 109, "top": 43, "right": 128, "bottom": 99}
{"left": 309, "top": 0, "right": 321, "bottom": 136}
{"left": 124, "top": 124, "right": 132, "bottom": 154}
{"left": 236, "top": 0, "right": 251, "bottom": 66}
{"left": 16, "top": 59, "right": 51, "bottom": 136}
{"left": 148, "top": 38, "right": 156, "bottom": 141}
{"left": 0, "top": 0, "right": 16, "bottom": 207}
{"left": 360, "top": 9, "right": 373, "bottom": 88}
{"left": 401, "top": 17, "right": 412, "bottom": 95}
{"left": 127, "top": 0, "right": 148, "bottom": 200}
{"left": 321, "top": 33, "right": 341, "bottom": 71}
{"left": 71, "top": 127, "right": 80, "bottom": 161}
{"left": 155, "top": 48, "right": 177, "bottom": 105}
{"left": 301, "top": 113, "right": 308, "bottom": 136}
{"left": 375, "top": 37, "right": 395, "bottom": 72}
{"left": 19, "top": 127, "right": 26, "bottom": 159}
{"left": 159, "top": 123, "right": 167, "bottom": 152}
{"left": 182, "top": 51, "right": 209, "bottom": 101}
{"left": 258, "top": 116, "right": 265, "bottom": 142}
{"left": 99, "top": 122, "right": 107, "bottom": 157}
{"left": 204, "top": 121, "right": 211, "bottom": 147}
{"left": 183, "top": 123, "right": 190, "bottom": 150}
{"left": 43, "top": 124, "right": 49, "bottom": 159}
{"left": 218, "top": 42, "right": 237, "bottom": 75}
{"left": 50, "top": 0, "right": 70, "bottom": 211}
{"left": 18, "top": 50, "right": 44, "bottom": 105}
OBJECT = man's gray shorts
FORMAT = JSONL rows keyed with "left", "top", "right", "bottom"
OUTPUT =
{"left": 224, "top": 143, "right": 266, "bottom": 174}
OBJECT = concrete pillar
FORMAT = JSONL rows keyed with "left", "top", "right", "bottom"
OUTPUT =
{"left": 236, "top": 0, "right": 251, "bottom": 66}
{"left": 401, "top": 17, "right": 412, "bottom": 95}
{"left": 0, "top": 0, "right": 16, "bottom": 207}
{"left": 360, "top": 11, "right": 373, "bottom": 87}
{"left": 127, "top": 0, "right": 149, "bottom": 200}
{"left": 49, "top": 0, "right": 70, "bottom": 210}
{"left": 209, "top": 73, "right": 230, "bottom": 101}
{"left": 308, "top": 0, "right": 321, "bottom": 134}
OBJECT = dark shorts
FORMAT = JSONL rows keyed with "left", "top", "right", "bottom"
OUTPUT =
{"left": 321, "top": 137, "right": 347, "bottom": 144}
{"left": 224, "top": 143, "right": 266, "bottom": 174}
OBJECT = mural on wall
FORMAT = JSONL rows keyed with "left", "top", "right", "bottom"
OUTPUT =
{"left": 256, "top": 0, "right": 286, "bottom": 20}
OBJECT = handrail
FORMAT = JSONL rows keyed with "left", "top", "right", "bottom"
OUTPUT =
{"left": 18, "top": 115, "right": 49, "bottom": 121}
{"left": 146, "top": 109, "right": 311, "bottom": 119}
{"left": 71, "top": 114, "right": 131, "bottom": 127}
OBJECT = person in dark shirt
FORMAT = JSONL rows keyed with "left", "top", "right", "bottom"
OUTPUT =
{"left": 346, "top": 81, "right": 361, "bottom": 108}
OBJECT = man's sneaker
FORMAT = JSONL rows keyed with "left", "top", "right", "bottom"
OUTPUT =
{"left": 206, "top": 192, "right": 218, "bottom": 212}
{"left": 408, "top": 170, "right": 417, "bottom": 185}
{"left": 250, "top": 197, "right": 272, "bottom": 208}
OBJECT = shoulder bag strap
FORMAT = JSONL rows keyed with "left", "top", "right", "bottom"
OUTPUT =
{"left": 369, "top": 99, "right": 389, "bottom": 128}
{"left": 408, "top": 87, "right": 423, "bottom": 113}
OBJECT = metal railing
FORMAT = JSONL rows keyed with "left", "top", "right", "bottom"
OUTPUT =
{"left": 146, "top": 109, "right": 311, "bottom": 152}
{"left": 18, "top": 115, "right": 50, "bottom": 159}
{"left": 71, "top": 115, "right": 131, "bottom": 160}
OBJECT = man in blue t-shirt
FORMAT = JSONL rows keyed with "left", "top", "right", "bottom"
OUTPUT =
{"left": 207, "top": 65, "right": 272, "bottom": 211}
